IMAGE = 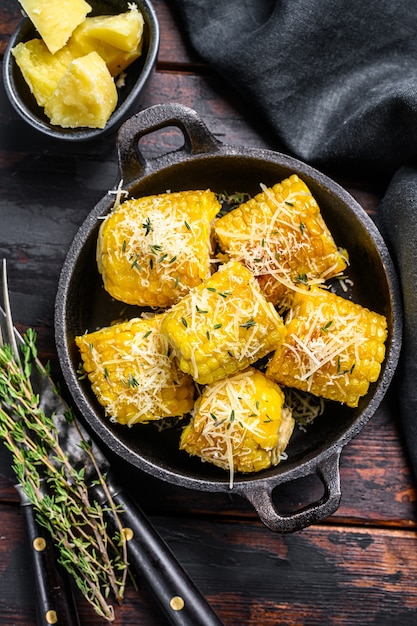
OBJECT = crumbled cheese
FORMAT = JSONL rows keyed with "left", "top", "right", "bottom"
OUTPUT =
{"left": 216, "top": 183, "right": 342, "bottom": 294}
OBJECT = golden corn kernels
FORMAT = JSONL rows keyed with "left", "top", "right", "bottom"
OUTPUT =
{"left": 75, "top": 314, "right": 195, "bottom": 425}
{"left": 97, "top": 189, "right": 221, "bottom": 308}
{"left": 180, "top": 368, "right": 295, "bottom": 482}
{"left": 266, "top": 287, "right": 388, "bottom": 407}
{"left": 214, "top": 175, "right": 348, "bottom": 304}
{"left": 161, "top": 261, "right": 286, "bottom": 385}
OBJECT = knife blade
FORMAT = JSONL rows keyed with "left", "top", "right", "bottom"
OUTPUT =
{"left": 0, "top": 260, "right": 224, "bottom": 626}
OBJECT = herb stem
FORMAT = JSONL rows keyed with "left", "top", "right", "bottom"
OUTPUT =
{"left": 0, "top": 331, "right": 129, "bottom": 621}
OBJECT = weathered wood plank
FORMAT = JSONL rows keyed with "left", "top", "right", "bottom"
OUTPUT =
{"left": 2, "top": 503, "right": 417, "bottom": 625}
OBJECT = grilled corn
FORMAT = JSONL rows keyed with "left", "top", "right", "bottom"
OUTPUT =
{"left": 97, "top": 189, "right": 221, "bottom": 308}
{"left": 75, "top": 314, "right": 195, "bottom": 425}
{"left": 161, "top": 260, "right": 286, "bottom": 385}
{"left": 266, "top": 287, "right": 387, "bottom": 407}
{"left": 180, "top": 368, "right": 295, "bottom": 485}
{"left": 214, "top": 175, "right": 348, "bottom": 304}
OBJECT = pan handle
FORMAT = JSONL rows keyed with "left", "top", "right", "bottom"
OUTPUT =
{"left": 116, "top": 103, "right": 222, "bottom": 185}
{"left": 239, "top": 450, "right": 342, "bottom": 533}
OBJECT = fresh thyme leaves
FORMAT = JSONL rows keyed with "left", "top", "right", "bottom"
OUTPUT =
{"left": 127, "top": 373, "right": 139, "bottom": 388}
{"left": 321, "top": 320, "right": 333, "bottom": 333}
{"left": 142, "top": 216, "right": 152, "bottom": 236}
{"left": 130, "top": 256, "right": 141, "bottom": 271}
{"left": 0, "top": 329, "right": 129, "bottom": 622}
{"left": 240, "top": 318, "right": 256, "bottom": 329}
{"left": 294, "top": 273, "right": 309, "bottom": 286}
{"left": 216, "top": 190, "right": 251, "bottom": 215}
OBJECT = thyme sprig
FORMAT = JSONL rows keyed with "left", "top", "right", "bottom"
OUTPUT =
{"left": 0, "top": 329, "right": 129, "bottom": 621}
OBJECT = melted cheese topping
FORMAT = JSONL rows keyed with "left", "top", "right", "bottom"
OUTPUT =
{"left": 98, "top": 190, "right": 221, "bottom": 307}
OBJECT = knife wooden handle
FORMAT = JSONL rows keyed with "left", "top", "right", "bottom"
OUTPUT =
{"left": 95, "top": 481, "right": 224, "bottom": 626}
{"left": 15, "top": 485, "right": 81, "bottom": 626}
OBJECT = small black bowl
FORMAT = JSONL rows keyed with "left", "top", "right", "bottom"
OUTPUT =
{"left": 2, "top": 0, "right": 159, "bottom": 141}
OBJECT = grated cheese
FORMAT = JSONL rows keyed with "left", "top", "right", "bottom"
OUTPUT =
{"left": 180, "top": 368, "right": 295, "bottom": 488}
{"left": 79, "top": 316, "right": 193, "bottom": 426}
{"left": 179, "top": 267, "right": 281, "bottom": 378}
{"left": 214, "top": 178, "right": 348, "bottom": 299}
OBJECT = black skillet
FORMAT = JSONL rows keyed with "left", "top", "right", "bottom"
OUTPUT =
{"left": 55, "top": 103, "right": 402, "bottom": 533}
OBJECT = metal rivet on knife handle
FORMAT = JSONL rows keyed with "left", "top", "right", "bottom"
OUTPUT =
{"left": 170, "top": 596, "right": 185, "bottom": 611}
{"left": 123, "top": 527, "right": 134, "bottom": 541}
{"left": 33, "top": 537, "right": 47, "bottom": 551}
{"left": 45, "top": 609, "right": 58, "bottom": 624}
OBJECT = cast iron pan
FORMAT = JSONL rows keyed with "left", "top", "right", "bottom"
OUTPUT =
{"left": 55, "top": 103, "right": 402, "bottom": 532}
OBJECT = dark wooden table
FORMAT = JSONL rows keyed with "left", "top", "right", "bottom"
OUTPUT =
{"left": 1, "top": 1, "right": 416, "bottom": 624}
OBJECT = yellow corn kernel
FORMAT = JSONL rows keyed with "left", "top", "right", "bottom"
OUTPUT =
{"left": 75, "top": 314, "right": 195, "bottom": 425}
{"left": 214, "top": 175, "right": 348, "bottom": 304}
{"left": 180, "top": 368, "right": 295, "bottom": 484}
{"left": 266, "top": 287, "right": 388, "bottom": 407}
{"left": 161, "top": 261, "right": 286, "bottom": 385}
{"left": 97, "top": 189, "right": 221, "bottom": 308}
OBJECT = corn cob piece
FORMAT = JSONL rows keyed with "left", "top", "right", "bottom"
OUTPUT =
{"left": 97, "top": 189, "right": 221, "bottom": 308}
{"left": 180, "top": 368, "right": 295, "bottom": 485}
{"left": 75, "top": 314, "right": 195, "bottom": 426}
{"left": 266, "top": 287, "right": 388, "bottom": 407}
{"left": 214, "top": 175, "right": 348, "bottom": 304}
{"left": 160, "top": 260, "right": 286, "bottom": 385}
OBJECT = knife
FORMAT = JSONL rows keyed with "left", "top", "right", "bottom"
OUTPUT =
{"left": 14, "top": 483, "right": 81, "bottom": 626}
{"left": 0, "top": 260, "right": 224, "bottom": 626}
